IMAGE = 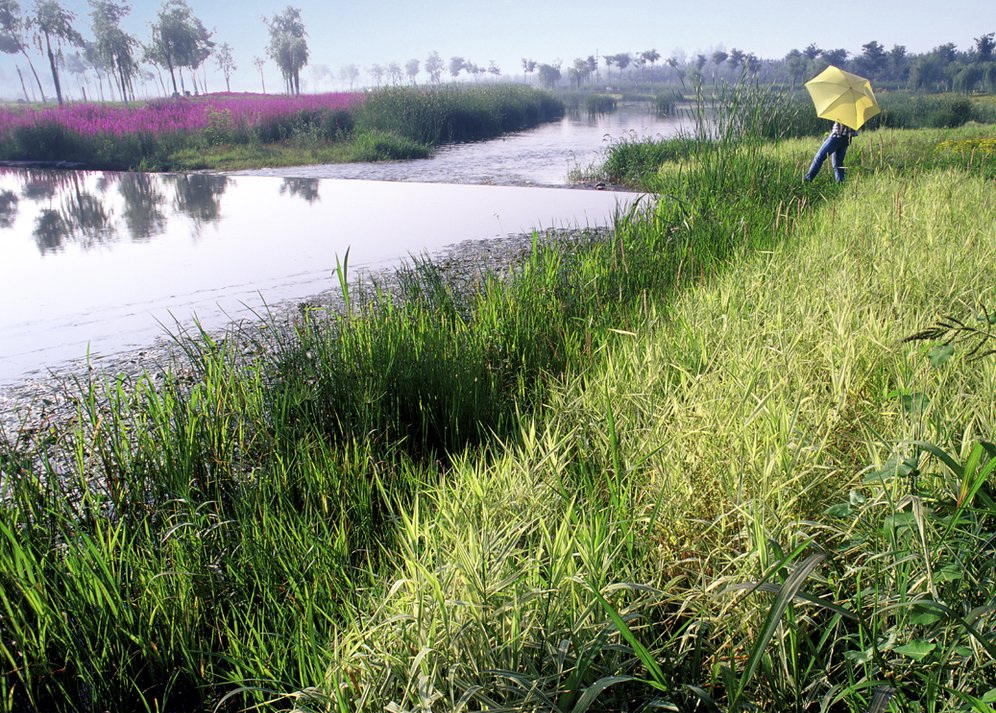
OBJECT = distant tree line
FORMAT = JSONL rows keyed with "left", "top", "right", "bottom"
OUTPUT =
{"left": 518, "top": 32, "right": 995, "bottom": 93}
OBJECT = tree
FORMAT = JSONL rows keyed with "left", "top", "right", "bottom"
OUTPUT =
{"left": 694, "top": 53, "right": 707, "bottom": 71}
{"left": 744, "top": 53, "right": 760, "bottom": 74}
{"left": 934, "top": 42, "right": 957, "bottom": 64}
{"left": 711, "top": 50, "right": 728, "bottom": 66}
{"left": 784, "top": 49, "right": 807, "bottom": 83}
{"left": 536, "top": 62, "right": 560, "bottom": 88}
{"left": 338, "top": 63, "right": 358, "bottom": 89}
{"left": 85, "top": 39, "right": 114, "bottom": 98}
{"left": 368, "top": 63, "right": 383, "bottom": 86}
{"left": 521, "top": 57, "right": 536, "bottom": 80}
{"left": 64, "top": 49, "right": 88, "bottom": 98}
{"left": 856, "top": 40, "right": 887, "bottom": 78}
{"left": 952, "top": 63, "right": 984, "bottom": 94}
{"left": 265, "top": 6, "right": 307, "bottom": 94}
{"left": 448, "top": 55, "right": 464, "bottom": 79}
{"left": 974, "top": 33, "right": 994, "bottom": 62}
{"left": 821, "top": 48, "right": 849, "bottom": 67}
{"left": 89, "top": 0, "right": 137, "bottom": 103}
{"left": 149, "top": 0, "right": 213, "bottom": 96}
{"left": 0, "top": 0, "right": 47, "bottom": 101}
{"left": 215, "top": 41, "right": 235, "bottom": 91}
{"left": 728, "top": 47, "right": 745, "bottom": 69}
{"left": 253, "top": 55, "right": 265, "bottom": 92}
{"left": 640, "top": 48, "right": 660, "bottom": 69}
{"left": 888, "top": 44, "right": 909, "bottom": 83}
{"left": 32, "top": 0, "right": 84, "bottom": 105}
{"left": 802, "top": 43, "right": 821, "bottom": 60}
{"left": 908, "top": 54, "right": 947, "bottom": 91}
{"left": 425, "top": 50, "right": 442, "bottom": 83}
{"left": 568, "top": 57, "right": 590, "bottom": 88}
{"left": 386, "top": 60, "right": 402, "bottom": 85}
{"left": 404, "top": 57, "right": 418, "bottom": 85}
{"left": 487, "top": 60, "right": 500, "bottom": 79}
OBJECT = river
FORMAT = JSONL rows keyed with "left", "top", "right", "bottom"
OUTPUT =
{"left": 0, "top": 103, "right": 687, "bottom": 386}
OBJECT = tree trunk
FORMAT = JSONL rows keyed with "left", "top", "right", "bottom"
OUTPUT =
{"left": 166, "top": 56, "right": 178, "bottom": 95}
{"left": 44, "top": 33, "right": 64, "bottom": 105}
{"left": 118, "top": 66, "right": 129, "bottom": 106}
{"left": 20, "top": 48, "right": 47, "bottom": 102}
{"left": 16, "top": 65, "right": 30, "bottom": 101}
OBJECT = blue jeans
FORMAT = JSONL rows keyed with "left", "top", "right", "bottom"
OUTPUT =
{"left": 805, "top": 134, "right": 850, "bottom": 182}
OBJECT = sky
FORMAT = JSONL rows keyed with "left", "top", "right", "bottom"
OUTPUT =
{"left": 1, "top": 0, "right": 993, "bottom": 99}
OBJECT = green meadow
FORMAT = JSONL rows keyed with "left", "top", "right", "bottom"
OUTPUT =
{"left": 1, "top": 88, "right": 994, "bottom": 711}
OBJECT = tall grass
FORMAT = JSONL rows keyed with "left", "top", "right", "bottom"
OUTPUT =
{"left": 356, "top": 84, "right": 563, "bottom": 146}
{"left": 293, "top": 170, "right": 994, "bottom": 713}
{"left": 1, "top": 84, "right": 993, "bottom": 710}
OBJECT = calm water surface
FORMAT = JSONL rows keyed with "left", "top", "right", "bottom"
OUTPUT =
{"left": 229, "top": 103, "right": 691, "bottom": 185}
{"left": 0, "top": 105, "right": 683, "bottom": 384}
{"left": 0, "top": 171, "right": 635, "bottom": 383}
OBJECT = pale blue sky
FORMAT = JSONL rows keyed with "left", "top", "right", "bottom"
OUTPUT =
{"left": 1, "top": 0, "right": 993, "bottom": 98}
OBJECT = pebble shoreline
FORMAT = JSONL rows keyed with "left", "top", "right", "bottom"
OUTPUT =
{"left": 0, "top": 227, "right": 611, "bottom": 446}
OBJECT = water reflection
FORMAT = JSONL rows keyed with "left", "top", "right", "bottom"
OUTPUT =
{"left": 20, "top": 172, "right": 60, "bottom": 201}
{"left": 0, "top": 168, "right": 637, "bottom": 383}
{"left": 33, "top": 209, "right": 69, "bottom": 253}
{"left": 62, "top": 174, "right": 113, "bottom": 248}
{"left": 0, "top": 190, "right": 17, "bottom": 228}
{"left": 0, "top": 169, "right": 238, "bottom": 253}
{"left": 117, "top": 172, "right": 167, "bottom": 242}
{"left": 280, "top": 177, "right": 320, "bottom": 203}
{"left": 169, "top": 174, "right": 228, "bottom": 229}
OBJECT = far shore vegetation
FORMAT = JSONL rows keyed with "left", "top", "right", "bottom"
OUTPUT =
{"left": 1, "top": 72, "right": 994, "bottom": 710}
{"left": 0, "top": 85, "right": 566, "bottom": 170}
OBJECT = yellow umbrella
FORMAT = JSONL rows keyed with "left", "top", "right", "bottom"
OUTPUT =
{"left": 804, "top": 65, "right": 880, "bottom": 130}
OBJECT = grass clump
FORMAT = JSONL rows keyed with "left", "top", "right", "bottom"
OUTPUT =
{"left": 357, "top": 84, "right": 564, "bottom": 146}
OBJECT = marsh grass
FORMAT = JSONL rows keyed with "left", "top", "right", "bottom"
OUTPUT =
{"left": 1, "top": 82, "right": 994, "bottom": 711}
{"left": 356, "top": 84, "right": 563, "bottom": 146}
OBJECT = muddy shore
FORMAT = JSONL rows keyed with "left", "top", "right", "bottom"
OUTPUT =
{"left": 0, "top": 227, "right": 609, "bottom": 447}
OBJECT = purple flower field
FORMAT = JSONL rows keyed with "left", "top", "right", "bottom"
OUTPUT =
{"left": 0, "top": 92, "right": 365, "bottom": 138}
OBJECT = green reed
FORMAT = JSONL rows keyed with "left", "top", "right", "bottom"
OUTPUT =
{"left": 356, "top": 84, "right": 564, "bottom": 146}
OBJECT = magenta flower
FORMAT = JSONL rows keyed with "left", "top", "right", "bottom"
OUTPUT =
{"left": 0, "top": 92, "right": 365, "bottom": 139}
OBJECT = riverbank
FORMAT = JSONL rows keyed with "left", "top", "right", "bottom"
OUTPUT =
{"left": 2, "top": 115, "right": 993, "bottom": 712}
{"left": 0, "top": 226, "right": 609, "bottom": 447}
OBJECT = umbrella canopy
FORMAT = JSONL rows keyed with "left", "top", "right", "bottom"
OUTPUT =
{"left": 804, "top": 65, "right": 880, "bottom": 130}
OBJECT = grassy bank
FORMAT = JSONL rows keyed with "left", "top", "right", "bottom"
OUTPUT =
{"left": 1, "top": 104, "right": 993, "bottom": 710}
{"left": 0, "top": 85, "right": 564, "bottom": 171}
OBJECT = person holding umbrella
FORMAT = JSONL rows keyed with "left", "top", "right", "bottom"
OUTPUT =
{"left": 802, "top": 65, "right": 880, "bottom": 183}
{"left": 804, "top": 121, "right": 859, "bottom": 183}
